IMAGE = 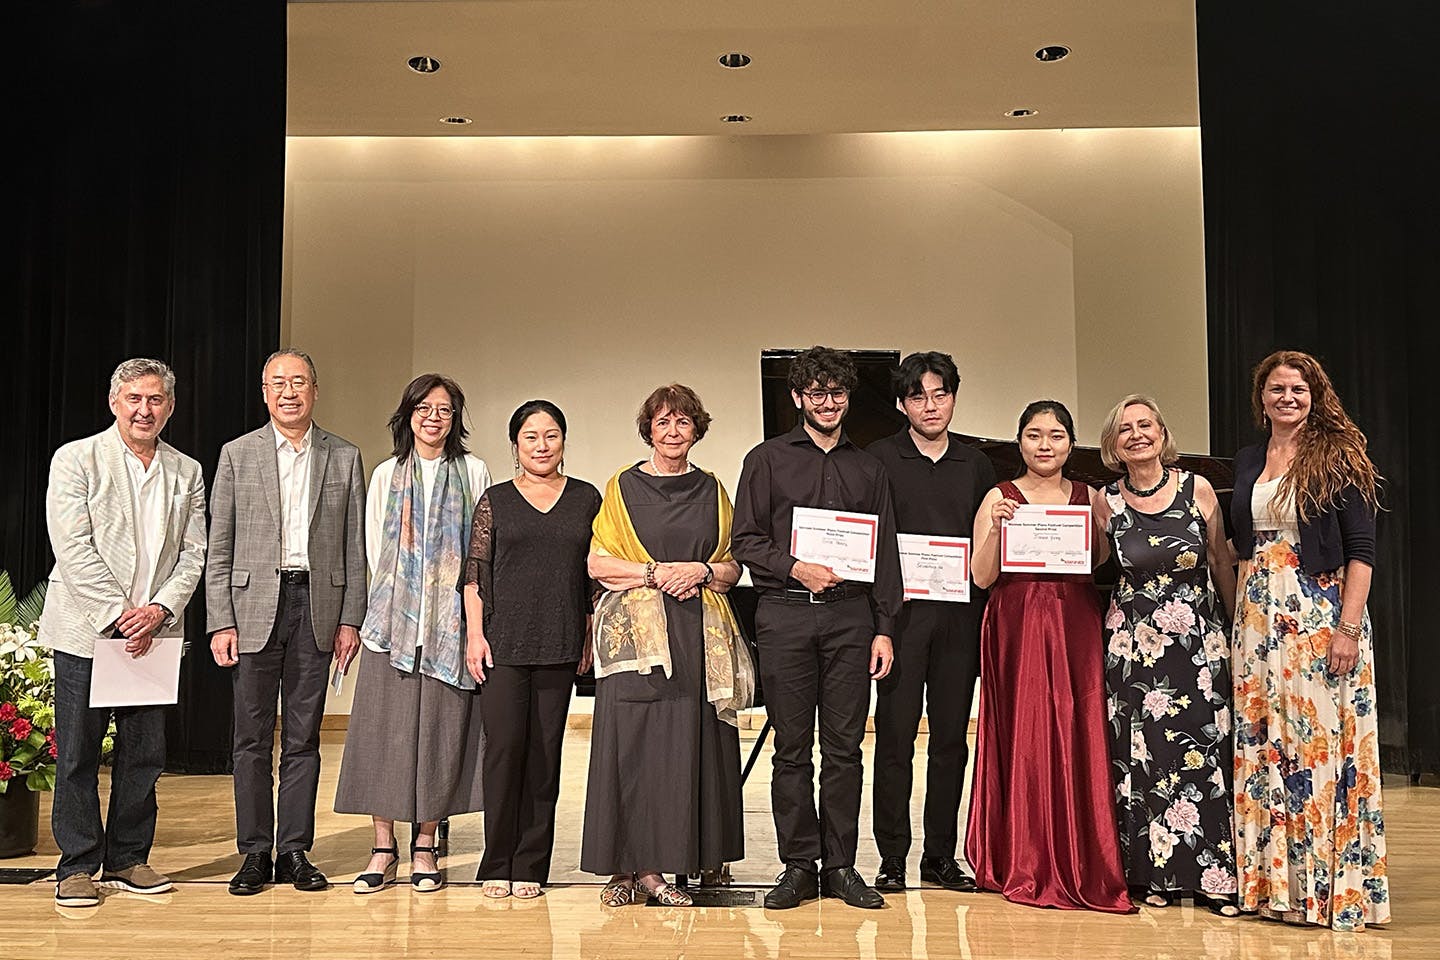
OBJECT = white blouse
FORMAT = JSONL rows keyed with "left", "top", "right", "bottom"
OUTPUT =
{"left": 363, "top": 453, "right": 491, "bottom": 653}
{"left": 1251, "top": 475, "right": 1298, "bottom": 532}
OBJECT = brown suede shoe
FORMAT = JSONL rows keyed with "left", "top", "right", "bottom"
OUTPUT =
{"left": 101, "top": 863, "right": 173, "bottom": 894}
{"left": 55, "top": 873, "right": 101, "bottom": 907}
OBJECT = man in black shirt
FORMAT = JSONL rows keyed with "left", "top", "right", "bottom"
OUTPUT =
{"left": 866, "top": 351, "right": 996, "bottom": 892}
{"left": 732, "top": 346, "right": 902, "bottom": 910}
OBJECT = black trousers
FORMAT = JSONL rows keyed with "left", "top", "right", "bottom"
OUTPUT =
{"left": 872, "top": 599, "right": 982, "bottom": 860}
{"left": 476, "top": 662, "right": 576, "bottom": 883}
{"left": 231, "top": 581, "right": 331, "bottom": 854}
{"left": 754, "top": 593, "right": 873, "bottom": 870}
{"left": 51, "top": 650, "right": 167, "bottom": 880}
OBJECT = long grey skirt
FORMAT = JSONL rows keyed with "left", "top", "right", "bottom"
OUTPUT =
{"left": 334, "top": 646, "right": 484, "bottom": 823}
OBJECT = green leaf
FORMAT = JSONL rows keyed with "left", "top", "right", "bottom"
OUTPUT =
{"left": 16, "top": 580, "right": 47, "bottom": 628}
{"left": 12, "top": 744, "right": 38, "bottom": 766}
{"left": 25, "top": 730, "right": 46, "bottom": 749}
{"left": 27, "top": 768, "right": 54, "bottom": 791}
{"left": 0, "top": 570, "right": 15, "bottom": 625}
{"left": 0, "top": 779, "right": 9, "bottom": 794}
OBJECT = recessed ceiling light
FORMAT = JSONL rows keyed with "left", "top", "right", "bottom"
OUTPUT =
{"left": 718, "top": 52, "right": 752, "bottom": 69}
{"left": 720, "top": 114, "right": 752, "bottom": 123}
{"left": 1004, "top": 108, "right": 1038, "bottom": 118}
{"left": 408, "top": 56, "right": 442, "bottom": 74}
{"left": 440, "top": 116, "right": 472, "bottom": 125}
{"left": 1034, "top": 45, "right": 1070, "bottom": 62}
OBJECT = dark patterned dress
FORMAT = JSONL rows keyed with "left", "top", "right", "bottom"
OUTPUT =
{"left": 1102, "top": 471, "right": 1237, "bottom": 900}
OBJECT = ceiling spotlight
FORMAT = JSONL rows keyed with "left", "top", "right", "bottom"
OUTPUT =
{"left": 1004, "top": 108, "right": 1038, "bottom": 118}
{"left": 720, "top": 114, "right": 752, "bottom": 123}
{"left": 718, "top": 52, "right": 752, "bottom": 69}
{"left": 1034, "top": 45, "right": 1070, "bottom": 62}
{"left": 408, "top": 56, "right": 442, "bottom": 74}
{"left": 440, "top": 116, "right": 472, "bottom": 125}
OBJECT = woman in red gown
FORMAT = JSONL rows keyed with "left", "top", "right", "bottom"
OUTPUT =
{"left": 964, "top": 400, "right": 1133, "bottom": 913}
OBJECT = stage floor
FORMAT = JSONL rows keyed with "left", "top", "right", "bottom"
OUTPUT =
{"left": 7, "top": 728, "right": 1435, "bottom": 959}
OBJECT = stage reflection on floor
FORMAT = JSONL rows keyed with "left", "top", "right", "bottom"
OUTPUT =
{"left": 9, "top": 728, "right": 1434, "bottom": 960}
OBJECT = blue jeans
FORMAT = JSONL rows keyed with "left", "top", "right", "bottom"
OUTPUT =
{"left": 52, "top": 650, "right": 167, "bottom": 879}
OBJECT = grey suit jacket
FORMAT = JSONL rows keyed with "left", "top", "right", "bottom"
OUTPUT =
{"left": 204, "top": 423, "right": 367, "bottom": 654}
{"left": 38, "top": 425, "right": 208, "bottom": 659}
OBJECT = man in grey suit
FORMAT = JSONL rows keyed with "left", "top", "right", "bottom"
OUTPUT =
{"left": 40, "top": 358, "right": 208, "bottom": 907}
{"left": 205, "top": 348, "right": 366, "bottom": 895}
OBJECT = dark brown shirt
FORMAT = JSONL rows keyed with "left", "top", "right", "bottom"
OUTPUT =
{"left": 731, "top": 422, "right": 903, "bottom": 636}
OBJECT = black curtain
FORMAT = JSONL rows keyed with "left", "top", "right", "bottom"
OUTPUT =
{"left": 1198, "top": 3, "right": 1440, "bottom": 776}
{"left": 10, "top": 2, "right": 285, "bottom": 772}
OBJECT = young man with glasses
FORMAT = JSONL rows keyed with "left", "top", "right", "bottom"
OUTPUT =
{"left": 866, "top": 351, "right": 995, "bottom": 893}
{"left": 205, "top": 348, "right": 367, "bottom": 895}
{"left": 732, "top": 345, "right": 902, "bottom": 910}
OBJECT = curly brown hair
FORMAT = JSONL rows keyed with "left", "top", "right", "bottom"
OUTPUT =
{"left": 1251, "top": 350, "right": 1380, "bottom": 520}
{"left": 636, "top": 383, "right": 712, "bottom": 445}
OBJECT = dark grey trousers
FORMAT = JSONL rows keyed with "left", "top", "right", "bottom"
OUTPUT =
{"left": 52, "top": 650, "right": 167, "bottom": 880}
{"left": 872, "top": 598, "right": 982, "bottom": 860}
{"left": 232, "top": 582, "right": 331, "bottom": 854}
{"left": 754, "top": 592, "right": 873, "bottom": 870}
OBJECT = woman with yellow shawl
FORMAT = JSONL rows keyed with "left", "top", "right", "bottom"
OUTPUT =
{"left": 581, "top": 385, "right": 755, "bottom": 907}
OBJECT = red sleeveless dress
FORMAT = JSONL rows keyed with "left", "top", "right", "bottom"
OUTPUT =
{"left": 963, "top": 480, "right": 1133, "bottom": 913}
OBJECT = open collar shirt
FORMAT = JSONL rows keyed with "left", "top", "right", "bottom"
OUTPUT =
{"left": 273, "top": 422, "right": 314, "bottom": 570}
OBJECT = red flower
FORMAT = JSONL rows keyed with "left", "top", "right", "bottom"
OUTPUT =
{"left": 9, "top": 718, "right": 32, "bottom": 740}
{"left": 0, "top": 702, "right": 16, "bottom": 722}
{"left": 47, "top": 742, "right": 58, "bottom": 760}
{"left": 0, "top": 761, "right": 12, "bottom": 781}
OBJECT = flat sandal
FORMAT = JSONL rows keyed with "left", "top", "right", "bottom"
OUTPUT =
{"left": 641, "top": 879, "right": 693, "bottom": 907}
{"left": 599, "top": 874, "right": 636, "bottom": 907}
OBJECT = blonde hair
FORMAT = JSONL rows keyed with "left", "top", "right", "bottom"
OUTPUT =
{"left": 1098, "top": 394, "right": 1178, "bottom": 472}
{"left": 1251, "top": 350, "right": 1380, "bottom": 520}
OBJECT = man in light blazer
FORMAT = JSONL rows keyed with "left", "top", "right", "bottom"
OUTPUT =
{"left": 205, "top": 348, "right": 366, "bottom": 895}
{"left": 40, "top": 358, "right": 207, "bottom": 908}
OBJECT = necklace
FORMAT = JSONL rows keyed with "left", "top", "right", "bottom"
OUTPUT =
{"left": 649, "top": 454, "right": 693, "bottom": 476}
{"left": 1124, "top": 468, "right": 1168, "bottom": 498}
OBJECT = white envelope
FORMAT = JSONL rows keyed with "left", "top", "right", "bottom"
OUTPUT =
{"left": 89, "top": 636, "right": 184, "bottom": 708}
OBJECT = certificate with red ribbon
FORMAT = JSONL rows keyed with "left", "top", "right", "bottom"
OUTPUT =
{"left": 791, "top": 507, "right": 879, "bottom": 582}
{"left": 898, "top": 534, "right": 971, "bottom": 602}
{"left": 1000, "top": 504, "right": 1092, "bottom": 574}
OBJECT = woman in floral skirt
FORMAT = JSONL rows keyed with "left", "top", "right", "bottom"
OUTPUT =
{"left": 1229, "top": 350, "right": 1388, "bottom": 931}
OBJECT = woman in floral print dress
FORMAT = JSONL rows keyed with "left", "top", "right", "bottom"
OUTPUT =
{"left": 1093, "top": 396, "right": 1238, "bottom": 913}
{"left": 1229, "top": 351, "right": 1388, "bottom": 931}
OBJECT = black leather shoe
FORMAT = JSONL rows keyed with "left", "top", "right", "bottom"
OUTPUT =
{"left": 228, "top": 852, "right": 272, "bottom": 896}
{"left": 274, "top": 850, "right": 329, "bottom": 891}
{"left": 764, "top": 863, "right": 819, "bottom": 909}
{"left": 822, "top": 866, "right": 885, "bottom": 909}
{"left": 874, "top": 856, "right": 906, "bottom": 892}
{"left": 919, "top": 856, "right": 978, "bottom": 891}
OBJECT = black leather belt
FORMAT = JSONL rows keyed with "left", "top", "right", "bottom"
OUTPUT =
{"left": 279, "top": 569, "right": 310, "bottom": 584}
{"left": 772, "top": 584, "right": 867, "bottom": 604}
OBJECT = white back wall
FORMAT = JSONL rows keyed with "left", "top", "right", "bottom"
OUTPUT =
{"left": 283, "top": 127, "right": 1207, "bottom": 713}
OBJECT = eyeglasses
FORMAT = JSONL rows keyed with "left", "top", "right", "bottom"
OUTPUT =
{"left": 264, "top": 376, "right": 312, "bottom": 392}
{"left": 414, "top": 403, "right": 454, "bottom": 420}
{"left": 903, "top": 389, "right": 952, "bottom": 406}
{"left": 801, "top": 388, "right": 850, "bottom": 404}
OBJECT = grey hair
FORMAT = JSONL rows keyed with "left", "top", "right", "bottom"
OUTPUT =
{"left": 262, "top": 348, "right": 319, "bottom": 386}
{"left": 109, "top": 358, "right": 176, "bottom": 401}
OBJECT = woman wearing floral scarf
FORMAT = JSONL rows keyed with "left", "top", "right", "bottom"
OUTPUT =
{"left": 581, "top": 384, "right": 754, "bottom": 907}
{"left": 334, "top": 374, "right": 490, "bottom": 894}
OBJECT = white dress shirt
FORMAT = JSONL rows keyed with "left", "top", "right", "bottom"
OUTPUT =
{"left": 123, "top": 445, "right": 166, "bottom": 607}
{"left": 362, "top": 453, "right": 491, "bottom": 653}
{"left": 274, "top": 423, "right": 314, "bottom": 570}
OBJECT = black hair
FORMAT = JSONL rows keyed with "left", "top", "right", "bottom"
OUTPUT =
{"left": 787, "top": 345, "right": 858, "bottom": 394}
{"left": 1016, "top": 400, "right": 1076, "bottom": 443}
{"left": 388, "top": 373, "right": 469, "bottom": 462}
{"left": 892, "top": 351, "right": 960, "bottom": 401}
{"left": 508, "top": 399, "right": 568, "bottom": 443}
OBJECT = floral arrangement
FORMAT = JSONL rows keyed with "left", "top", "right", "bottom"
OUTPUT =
{"left": 0, "top": 571, "right": 57, "bottom": 793}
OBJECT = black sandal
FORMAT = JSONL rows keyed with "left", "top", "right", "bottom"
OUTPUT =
{"left": 353, "top": 846, "right": 399, "bottom": 894}
{"left": 1199, "top": 894, "right": 1240, "bottom": 917}
{"left": 411, "top": 844, "right": 444, "bottom": 892}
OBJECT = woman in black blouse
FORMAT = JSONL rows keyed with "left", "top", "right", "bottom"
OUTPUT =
{"left": 462, "top": 399, "right": 601, "bottom": 899}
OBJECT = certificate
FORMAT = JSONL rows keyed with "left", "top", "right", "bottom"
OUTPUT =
{"left": 897, "top": 534, "right": 970, "bottom": 603}
{"left": 89, "top": 636, "right": 184, "bottom": 708}
{"left": 1000, "top": 504, "right": 1093, "bottom": 574}
{"left": 791, "top": 507, "right": 880, "bottom": 583}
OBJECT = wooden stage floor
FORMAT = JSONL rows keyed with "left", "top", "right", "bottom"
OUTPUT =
{"left": 7, "top": 728, "right": 1435, "bottom": 959}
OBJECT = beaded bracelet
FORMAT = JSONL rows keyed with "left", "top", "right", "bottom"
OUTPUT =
{"left": 1337, "top": 619, "right": 1362, "bottom": 639}
{"left": 644, "top": 560, "right": 658, "bottom": 588}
